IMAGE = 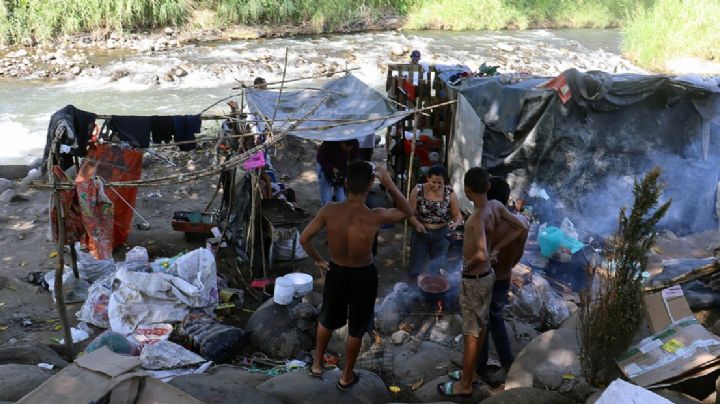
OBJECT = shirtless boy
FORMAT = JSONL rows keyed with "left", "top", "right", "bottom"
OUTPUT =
{"left": 476, "top": 176, "right": 529, "bottom": 385}
{"left": 300, "top": 161, "right": 412, "bottom": 391}
{"left": 439, "top": 168, "right": 527, "bottom": 397}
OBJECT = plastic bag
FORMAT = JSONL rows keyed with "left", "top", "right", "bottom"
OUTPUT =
{"left": 74, "top": 242, "right": 115, "bottom": 283}
{"left": 538, "top": 225, "right": 584, "bottom": 258}
{"left": 514, "top": 273, "right": 570, "bottom": 328}
{"left": 45, "top": 267, "right": 91, "bottom": 303}
{"left": 85, "top": 330, "right": 139, "bottom": 355}
{"left": 76, "top": 272, "right": 115, "bottom": 328}
{"left": 560, "top": 218, "right": 579, "bottom": 240}
{"left": 131, "top": 323, "right": 173, "bottom": 349}
{"left": 272, "top": 229, "right": 308, "bottom": 261}
{"left": 169, "top": 248, "right": 219, "bottom": 308}
{"left": 118, "top": 246, "right": 150, "bottom": 272}
{"left": 140, "top": 340, "right": 206, "bottom": 370}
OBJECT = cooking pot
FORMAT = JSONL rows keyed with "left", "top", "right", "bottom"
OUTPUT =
{"left": 417, "top": 273, "right": 450, "bottom": 302}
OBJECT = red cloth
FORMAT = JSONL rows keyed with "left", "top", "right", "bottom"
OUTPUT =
{"left": 50, "top": 166, "right": 85, "bottom": 244}
{"left": 76, "top": 143, "right": 143, "bottom": 258}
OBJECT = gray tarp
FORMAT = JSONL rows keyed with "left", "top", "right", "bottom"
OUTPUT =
{"left": 245, "top": 74, "right": 409, "bottom": 141}
{"left": 450, "top": 69, "right": 720, "bottom": 234}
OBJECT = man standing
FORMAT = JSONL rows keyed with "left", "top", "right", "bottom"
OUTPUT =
{"left": 301, "top": 161, "right": 412, "bottom": 391}
{"left": 316, "top": 139, "right": 359, "bottom": 205}
{"left": 476, "top": 176, "right": 529, "bottom": 385}
{"left": 439, "top": 168, "right": 526, "bottom": 397}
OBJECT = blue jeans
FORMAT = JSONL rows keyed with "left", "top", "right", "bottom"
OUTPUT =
{"left": 317, "top": 164, "right": 346, "bottom": 206}
{"left": 408, "top": 226, "right": 449, "bottom": 278}
{"left": 477, "top": 279, "right": 514, "bottom": 373}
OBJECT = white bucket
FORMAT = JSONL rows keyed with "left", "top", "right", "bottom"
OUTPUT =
{"left": 284, "top": 272, "right": 313, "bottom": 297}
{"left": 273, "top": 276, "right": 295, "bottom": 305}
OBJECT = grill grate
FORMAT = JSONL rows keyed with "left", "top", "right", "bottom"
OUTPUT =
{"left": 261, "top": 199, "right": 310, "bottom": 227}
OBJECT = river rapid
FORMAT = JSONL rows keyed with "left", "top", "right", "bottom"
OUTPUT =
{"left": 0, "top": 28, "right": 635, "bottom": 164}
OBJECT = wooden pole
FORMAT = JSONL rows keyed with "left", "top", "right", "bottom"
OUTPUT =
{"left": 52, "top": 188, "right": 74, "bottom": 358}
{"left": 402, "top": 98, "right": 422, "bottom": 270}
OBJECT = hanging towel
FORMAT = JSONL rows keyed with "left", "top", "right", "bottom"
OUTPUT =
{"left": 150, "top": 115, "right": 174, "bottom": 144}
{"left": 108, "top": 116, "right": 152, "bottom": 148}
{"left": 171, "top": 115, "right": 202, "bottom": 151}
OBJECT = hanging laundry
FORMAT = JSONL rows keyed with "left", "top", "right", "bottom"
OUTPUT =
{"left": 50, "top": 166, "right": 85, "bottom": 245}
{"left": 75, "top": 175, "right": 114, "bottom": 260}
{"left": 107, "top": 116, "right": 152, "bottom": 148}
{"left": 76, "top": 143, "right": 143, "bottom": 258}
{"left": 150, "top": 115, "right": 174, "bottom": 144}
{"left": 172, "top": 115, "right": 202, "bottom": 151}
{"left": 42, "top": 105, "right": 96, "bottom": 173}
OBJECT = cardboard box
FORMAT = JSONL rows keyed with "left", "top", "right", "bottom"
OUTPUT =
{"left": 617, "top": 317, "right": 720, "bottom": 387}
{"left": 645, "top": 285, "right": 693, "bottom": 333}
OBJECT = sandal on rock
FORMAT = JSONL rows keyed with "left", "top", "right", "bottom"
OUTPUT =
{"left": 336, "top": 371, "right": 360, "bottom": 392}
{"left": 437, "top": 381, "right": 472, "bottom": 398}
{"left": 308, "top": 368, "right": 323, "bottom": 379}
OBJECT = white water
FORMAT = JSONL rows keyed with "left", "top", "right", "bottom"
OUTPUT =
{"left": 0, "top": 29, "right": 628, "bottom": 164}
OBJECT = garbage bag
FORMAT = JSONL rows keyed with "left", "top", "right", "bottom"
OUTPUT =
{"left": 74, "top": 242, "right": 115, "bottom": 283}
{"left": 140, "top": 340, "right": 206, "bottom": 370}
{"left": 117, "top": 246, "right": 150, "bottom": 273}
{"left": 76, "top": 272, "right": 115, "bottom": 328}
{"left": 513, "top": 273, "right": 570, "bottom": 329}
{"left": 177, "top": 314, "right": 245, "bottom": 363}
{"left": 272, "top": 230, "right": 308, "bottom": 261}
{"left": 108, "top": 248, "right": 218, "bottom": 334}
{"left": 85, "top": 331, "right": 139, "bottom": 355}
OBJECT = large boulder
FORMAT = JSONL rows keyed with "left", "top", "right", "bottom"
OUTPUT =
{"left": 413, "top": 375, "right": 492, "bottom": 403}
{"left": 256, "top": 368, "right": 392, "bottom": 404}
{"left": 485, "top": 387, "right": 575, "bottom": 404}
{"left": 327, "top": 324, "right": 373, "bottom": 356}
{"left": 391, "top": 341, "right": 463, "bottom": 384}
{"left": 0, "top": 364, "right": 54, "bottom": 401}
{"left": 169, "top": 365, "right": 279, "bottom": 404}
{"left": 245, "top": 298, "right": 318, "bottom": 358}
{"left": 0, "top": 343, "right": 69, "bottom": 368}
{"left": 506, "top": 328, "right": 581, "bottom": 391}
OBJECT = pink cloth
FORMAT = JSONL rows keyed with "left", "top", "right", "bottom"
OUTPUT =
{"left": 243, "top": 151, "right": 266, "bottom": 170}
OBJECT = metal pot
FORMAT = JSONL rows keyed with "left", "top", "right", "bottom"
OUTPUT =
{"left": 417, "top": 274, "right": 450, "bottom": 302}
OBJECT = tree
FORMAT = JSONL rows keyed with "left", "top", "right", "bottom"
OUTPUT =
{"left": 579, "top": 167, "right": 671, "bottom": 386}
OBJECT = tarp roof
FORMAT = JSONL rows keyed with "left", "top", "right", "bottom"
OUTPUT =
{"left": 245, "top": 74, "right": 410, "bottom": 141}
{"left": 448, "top": 69, "right": 720, "bottom": 234}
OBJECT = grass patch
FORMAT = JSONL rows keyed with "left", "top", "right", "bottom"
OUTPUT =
{"left": 0, "top": 0, "right": 191, "bottom": 44}
{"left": 622, "top": 0, "right": 720, "bottom": 70}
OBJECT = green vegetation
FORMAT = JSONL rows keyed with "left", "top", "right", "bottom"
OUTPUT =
{"left": 622, "top": 0, "right": 720, "bottom": 70}
{"left": 404, "top": 0, "right": 652, "bottom": 30}
{"left": 0, "top": 0, "right": 718, "bottom": 71}
{"left": 579, "top": 167, "right": 670, "bottom": 386}
{"left": 0, "top": 0, "right": 191, "bottom": 44}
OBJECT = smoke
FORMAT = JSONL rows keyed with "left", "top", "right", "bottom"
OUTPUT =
{"left": 531, "top": 140, "right": 720, "bottom": 238}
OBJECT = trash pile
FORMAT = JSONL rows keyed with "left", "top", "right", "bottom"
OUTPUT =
{"left": 37, "top": 244, "right": 246, "bottom": 381}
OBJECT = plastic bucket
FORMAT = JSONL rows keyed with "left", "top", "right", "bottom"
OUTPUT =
{"left": 273, "top": 276, "right": 295, "bottom": 305}
{"left": 284, "top": 272, "right": 313, "bottom": 297}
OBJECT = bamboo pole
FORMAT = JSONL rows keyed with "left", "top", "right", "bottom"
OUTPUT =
{"left": 52, "top": 187, "right": 74, "bottom": 358}
{"left": 402, "top": 98, "right": 422, "bottom": 270}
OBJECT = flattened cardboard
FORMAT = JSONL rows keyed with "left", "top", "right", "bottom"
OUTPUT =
{"left": 76, "top": 347, "right": 142, "bottom": 377}
{"left": 617, "top": 317, "right": 720, "bottom": 387}
{"left": 645, "top": 285, "right": 693, "bottom": 333}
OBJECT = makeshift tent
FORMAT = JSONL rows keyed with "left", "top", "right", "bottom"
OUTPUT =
{"left": 448, "top": 69, "right": 720, "bottom": 235}
{"left": 245, "top": 74, "right": 410, "bottom": 141}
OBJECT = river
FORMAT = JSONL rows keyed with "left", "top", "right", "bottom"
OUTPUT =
{"left": 0, "top": 28, "right": 632, "bottom": 164}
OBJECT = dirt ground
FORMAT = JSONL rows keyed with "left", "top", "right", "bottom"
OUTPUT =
{"left": 0, "top": 133, "right": 410, "bottom": 350}
{"left": 1, "top": 129, "right": 719, "bottom": 358}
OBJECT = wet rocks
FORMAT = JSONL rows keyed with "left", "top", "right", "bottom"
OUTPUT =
{"left": 0, "top": 189, "right": 16, "bottom": 203}
{"left": 0, "top": 343, "right": 69, "bottom": 368}
{"left": 0, "top": 178, "right": 13, "bottom": 194}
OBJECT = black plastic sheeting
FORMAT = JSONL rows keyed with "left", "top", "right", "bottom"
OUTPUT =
{"left": 457, "top": 69, "right": 720, "bottom": 235}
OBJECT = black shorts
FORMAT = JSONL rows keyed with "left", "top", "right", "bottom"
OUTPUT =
{"left": 318, "top": 262, "right": 378, "bottom": 338}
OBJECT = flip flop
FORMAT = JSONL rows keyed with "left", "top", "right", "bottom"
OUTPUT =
{"left": 308, "top": 368, "right": 323, "bottom": 379}
{"left": 437, "top": 381, "right": 473, "bottom": 398}
{"left": 447, "top": 370, "right": 480, "bottom": 385}
{"left": 336, "top": 371, "right": 360, "bottom": 392}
